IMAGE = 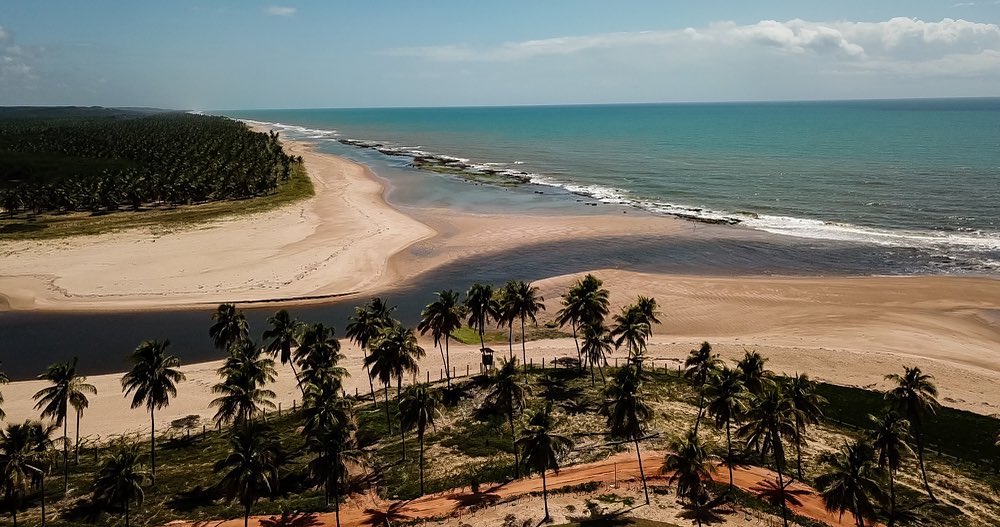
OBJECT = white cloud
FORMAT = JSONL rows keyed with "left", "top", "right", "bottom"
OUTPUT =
{"left": 266, "top": 6, "right": 296, "bottom": 17}
{"left": 384, "top": 17, "right": 1000, "bottom": 79}
{"left": 0, "top": 26, "right": 38, "bottom": 84}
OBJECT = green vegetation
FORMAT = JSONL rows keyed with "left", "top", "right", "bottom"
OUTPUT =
{"left": 553, "top": 519, "right": 683, "bottom": 527}
{"left": 0, "top": 107, "right": 312, "bottom": 239}
{"left": 0, "top": 275, "right": 997, "bottom": 527}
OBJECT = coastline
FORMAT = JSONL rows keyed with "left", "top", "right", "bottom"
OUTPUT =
{"left": 0, "top": 131, "right": 998, "bottom": 439}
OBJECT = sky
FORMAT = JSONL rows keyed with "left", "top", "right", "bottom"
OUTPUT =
{"left": 1, "top": 1, "right": 999, "bottom": 109}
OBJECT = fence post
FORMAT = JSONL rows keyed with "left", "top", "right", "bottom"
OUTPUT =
{"left": 203, "top": 424, "right": 207, "bottom": 437}
{"left": 292, "top": 400, "right": 296, "bottom": 412}
{"left": 466, "top": 364, "right": 470, "bottom": 377}
{"left": 453, "top": 366, "right": 456, "bottom": 378}
{"left": 278, "top": 402, "right": 282, "bottom": 416}
{"left": 542, "top": 357, "right": 545, "bottom": 369}
{"left": 427, "top": 371, "right": 430, "bottom": 383}
{"left": 615, "top": 358, "right": 619, "bottom": 368}
{"left": 440, "top": 368, "right": 443, "bottom": 381}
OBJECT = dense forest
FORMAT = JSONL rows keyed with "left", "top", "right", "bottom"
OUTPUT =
{"left": 0, "top": 108, "right": 301, "bottom": 215}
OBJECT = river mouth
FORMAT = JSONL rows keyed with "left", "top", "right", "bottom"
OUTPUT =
{"left": 0, "top": 229, "right": 938, "bottom": 381}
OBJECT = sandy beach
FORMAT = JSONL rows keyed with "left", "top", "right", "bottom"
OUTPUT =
{"left": 0, "top": 132, "right": 998, "bottom": 442}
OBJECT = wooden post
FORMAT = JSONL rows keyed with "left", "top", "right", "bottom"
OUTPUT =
{"left": 615, "top": 358, "right": 619, "bottom": 368}
{"left": 466, "top": 364, "right": 470, "bottom": 377}
{"left": 278, "top": 402, "right": 282, "bottom": 416}
{"left": 427, "top": 371, "right": 430, "bottom": 383}
{"left": 203, "top": 424, "right": 207, "bottom": 437}
{"left": 292, "top": 400, "right": 296, "bottom": 412}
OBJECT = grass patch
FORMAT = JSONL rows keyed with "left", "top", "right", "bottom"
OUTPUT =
{"left": 450, "top": 325, "right": 572, "bottom": 346}
{"left": 815, "top": 383, "right": 1000, "bottom": 462}
{"left": 0, "top": 162, "right": 313, "bottom": 240}
{"left": 552, "top": 519, "right": 683, "bottom": 527}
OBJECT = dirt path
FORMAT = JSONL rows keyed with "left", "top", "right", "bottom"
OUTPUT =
{"left": 170, "top": 451, "right": 867, "bottom": 527}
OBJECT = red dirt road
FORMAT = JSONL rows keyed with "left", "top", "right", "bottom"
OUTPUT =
{"left": 171, "top": 451, "right": 867, "bottom": 527}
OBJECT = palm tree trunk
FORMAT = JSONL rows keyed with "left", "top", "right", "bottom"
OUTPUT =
{"left": 150, "top": 409, "right": 156, "bottom": 485}
{"left": 520, "top": 316, "right": 527, "bottom": 371}
{"left": 590, "top": 361, "right": 596, "bottom": 386}
{"left": 542, "top": 468, "right": 550, "bottom": 520}
{"left": 384, "top": 385, "right": 392, "bottom": 435}
{"left": 40, "top": 477, "right": 45, "bottom": 527}
{"left": 244, "top": 504, "right": 250, "bottom": 527}
{"left": 62, "top": 418, "right": 68, "bottom": 493}
{"left": 289, "top": 360, "right": 306, "bottom": 398}
{"left": 693, "top": 393, "right": 704, "bottom": 436}
{"left": 726, "top": 419, "right": 734, "bottom": 491}
{"left": 364, "top": 349, "right": 376, "bottom": 403}
{"left": 419, "top": 433, "right": 425, "bottom": 495}
{"left": 334, "top": 449, "right": 342, "bottom": 527}
{"left": 12, "top": 507, "right": 16, "bottom": 527}
{"left": 795, "top": 417, "right": 804, "bottom": 481}
{"left": 773, "top": 432, "right": 789, "bottom": 527}
{"left": 75, "top": 410, "right": 80, "bottom": 465}
{"left": 398, "top": 377, "right": 406, "bottom": 462}
{"left": 888, "top": 469, "right": 896, "bottom": 527}
{"left": 125, "top": 497, "right": 130, "bottom": 527}
{"left": 572, "top": 322, "right": 582, "bottom": 372}
{"left": 634, "top": 438, "right": 649, "bottom": 505}
{"left": 437, "top": 342, "right": 450, "bottom": 387}
{"left": 509, "top": 413, "right": 520, "bottom": 478}
{"left": 445, "top": 337, "right": 452, "bottom": 387}
{"left": 915, "top": 429, "right": 936, "bottom": 501}
{"left": 508, "top": 324, "right": 514, "bottom": 361}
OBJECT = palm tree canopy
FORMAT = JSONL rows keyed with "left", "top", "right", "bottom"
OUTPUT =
{"left": 610, "top": 306, "right": 650, "bottom": 356}
{"left": 867, "top": 411, "right": 913, "bottom": 472}
{"left": 214, "top": 421, "right": 285, "bottom": 510}
{"left": 295, "top": 323, "right": 348, "bottom": 393}
{"left": 662, "top": 431, "right": 718, "bottom": 501}
{"left": 464, "top": 283, "right": 500, "bottom": 337}
{"left": 121, "top": 339, "right": 186, "bottom": 411}
{"left": 555, "top": 274, "right": 610, "bottom": 329}
{"left": 417, "top": 290, "right": 466, "bottom": 347}
{"left": 603, "top": 365, "right": 652, "bottom": 441}
{"left": 633, "top": 295, "right": 662, "bottom": 327}
{"left": 787, "top": 372, "right": 827, "bottom": 428}
{"left": 480, "top": 359, "right": 529, "bottom": 421}
{"left": 516, "top": 404, "right": 573, "bottom": 476}
{"left": 262, "top": 310, "right": 304, "bottom": 366}
{"left": 211, "top": 341, "right": 277, "bottom": 424}
{"left": 506, "top": 280, "right": 545, "bottom": 326}
{"left": 346, "top": 297, "right": 397, "bottom": 350}
{"left": 815, "top": 441, "right": 885, "bottom": 524}
{"left": 737, "top": 385, "right": 797, "bottom": 459}
{"left": 705, "top": 366, "right": 749, "bottom": 428}
{"left": 736, "top": 350, "right": 773, "bottom": 395}
{"left": 884, "top": 366, "right": 939, "bottom": 426}
{"left": 210, "top": 303, "right": 250, "bottom": 351}
{"left": 581, "top": 322, "right": 614, "bottom": 367}
{"left": 399, "top": 384, "right": 441, "bottom": 437}
{"left": 364, "top": 324, "right": 425, "bottom": 387}
{"left": 93, "top": 444, "right": 146, "bottom": 509}
{"left": 33, "top": 357, "right": 97, "bottom": 426}
{"left": 0, "top": 420, "right": 56, "bottom": 498}
{"left": 684, "top": 341, "right": 723, "bottom": 388}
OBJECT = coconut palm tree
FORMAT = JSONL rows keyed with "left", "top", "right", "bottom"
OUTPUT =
{"left": 464, "top": 283, "right": 500, "bottom": 352}
{"left": 816, "top": 441, "right": 885, "bottom": 527}
{"left": 684, "top": 342, "right": 723, "bottom": 435}
{"left": 738, "top": 385, "right": 797, "bottom": 527}
{"left": 346, "top": 299, "right": 396, "bottom": 402}
{"left": 603, "top": 364, "right": 653, "bottom": 505}
{"left": 555, "top": 274, "right": 610, "bottom": 370}
{"left": 33, "top": 357, "right": 97, "bottom": 492}
{"left": 786, "top": 373, "right": 827, "bottom": 480}
{"left": 93, "top": 444, "right": 146, "bottom": 527}
{"left": 662, "top": 431, "right": 718, "bottom": 527}
{"left": 302, "top": 381, "right": 356, "bottom": 524}
{"left": 262, "top": 309, "right": 305, "bottom": 396}
{"left": 295, "top": 323, "right": 348, "bottom": 396}
{"left": 736, "top": 350, "right": 773, "bottom": 396}
{"left": 506, "top": 281, "right": 545, "bottom": 369}
{"left": 705, "top": 366, "right": 748, "bottom": 490}
{"left": 516, "top": 404, "right": 573, "bottom": 522}
{"left": 418, "top": 290, "right": 466, "bottom": 387}
{"left": 480, "top": 358, "right": 529, "bottom": 478}
{"left": 210, "top": 341, "right": 277, "bottom": 425}
{"left": 215, "top": 421, "right": 285, "bottom": 527}
{"left": 0, "top": 421, "right": 55, "bottom": 527}
{"left": 610, "top": 305, "right": 650, "bottom": 365}
{"left": 580, "top": 321, "right": 614, "bottom": 385}
{"left": 496, "top": 281, "right": 518, "bottom": 360}
{"left": 210, "top": 303, "right": 250, "bottom": 351}
{"left": 868, "top": 411, "right": 912, "bottom": 527}
{"left": 365, "top": 323, "right": 424, "bottom": 458}
{"left": 399, "top": 384, "right": 441, "bottom": 495}
{"left": 885, "top": 366, "right": 939, "bottom": 502}
{"left": 634, "top": 295, "right": 662, "bottom": 326}
{"left": 69, "top": 388, "right": 90, "bottom": 467}
{"left": 120, "top": 339, "right": 185, "bottom": 486}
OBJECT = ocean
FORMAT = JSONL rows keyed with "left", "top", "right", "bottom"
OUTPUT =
{"left": 222, "top": 99, "right": 1000, "bottom": 273}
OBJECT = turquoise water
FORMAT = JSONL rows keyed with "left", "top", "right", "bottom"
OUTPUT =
{"left": 222, "top": 99, "right": 1000, "bottom": 272}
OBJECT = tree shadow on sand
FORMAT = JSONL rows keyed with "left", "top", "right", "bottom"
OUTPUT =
{"left": 258, "top": 511, "right": 322, "bottom": 527}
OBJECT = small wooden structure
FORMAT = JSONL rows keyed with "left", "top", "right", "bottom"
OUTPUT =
{"left": 480, "top": 347, "right": 495, "bottom": 369}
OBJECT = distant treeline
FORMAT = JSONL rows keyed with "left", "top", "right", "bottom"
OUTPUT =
{"left": 0, "top": 109, "right": 301, "bottom": 215}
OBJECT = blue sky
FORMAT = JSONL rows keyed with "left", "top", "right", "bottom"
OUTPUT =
{"left": 1, "top": 1, "right": 999, "bottom": 108}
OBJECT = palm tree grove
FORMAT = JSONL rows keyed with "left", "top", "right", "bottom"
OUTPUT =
{"left": 0, "top": 274, "right": 998, "bottom": 527}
